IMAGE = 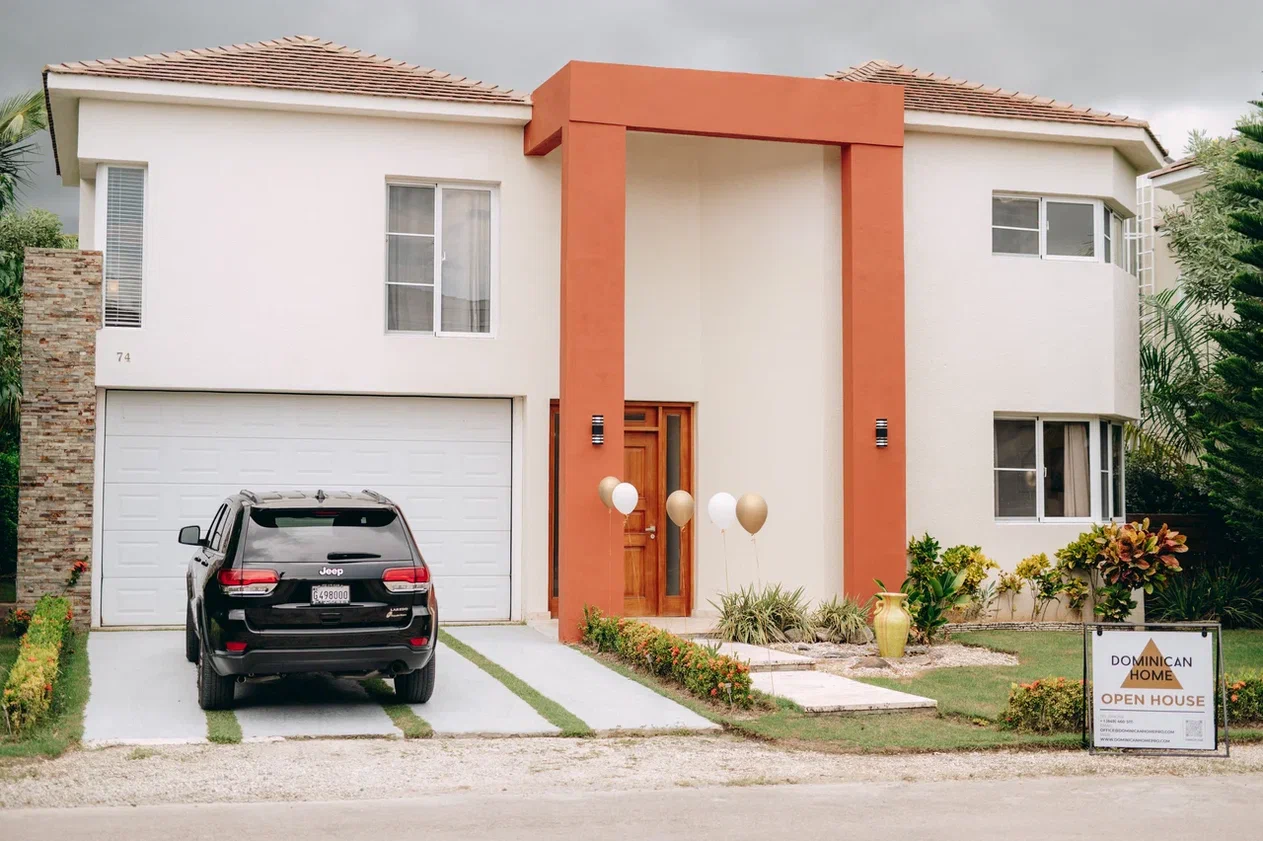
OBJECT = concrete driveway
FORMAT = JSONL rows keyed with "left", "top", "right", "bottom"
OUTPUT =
{"left": 82, "top": 625, "right": 712, "bottom": 745}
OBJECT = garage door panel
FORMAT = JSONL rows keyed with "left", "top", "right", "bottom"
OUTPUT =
{"left": 438, "top": 577, "right": 512, "bottom": 621}
{"left": 415, "top": 531, "right": 511, "bottom": 577}
{"left": 102, "top": 391, "right": 512, "bottom": 626}
{"left": 101, "top": 577, "right": 186, "bottom": 626}
{"left": 107, "top": 392, "right": 511, "bottom": 442}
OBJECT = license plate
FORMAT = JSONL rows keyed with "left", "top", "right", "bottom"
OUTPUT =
{"left": 311, "top": 584, "right": 350, "bottom": 606}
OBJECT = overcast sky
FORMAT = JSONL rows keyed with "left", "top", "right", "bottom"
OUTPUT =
{"left": 2, "top": 0, "right": 1259, "bottom": 232}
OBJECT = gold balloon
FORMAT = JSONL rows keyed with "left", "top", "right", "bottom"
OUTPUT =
{"left": 666, "top": 490, "right": 695, "bottom": 528}
{"left": 597, "top": 476, "right": 620, "bottom": 508}
{"left": 735, "top": 493, "right": 768, "bottom": 535}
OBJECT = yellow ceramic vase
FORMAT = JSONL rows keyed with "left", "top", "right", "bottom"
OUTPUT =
{"left": 873, "top": 592, "right": 911, "bottom": 659}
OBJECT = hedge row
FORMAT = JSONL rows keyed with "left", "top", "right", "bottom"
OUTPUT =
{"left": 1002, "top": 673, "right": 1263, "bottom": 733}
{"left": 2, "top": 594, "right": 72, "bottom": 733}
{"left": 581, "top": 607, "right": 754, "bottom": 708}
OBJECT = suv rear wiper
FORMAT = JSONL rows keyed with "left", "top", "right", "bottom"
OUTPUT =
{"left": 326, "top": 552, "right": 382, "bottom": 560}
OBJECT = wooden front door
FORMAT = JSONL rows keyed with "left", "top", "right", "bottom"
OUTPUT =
{"left": 549, "top": 402, "right": 692, "bottom": 617}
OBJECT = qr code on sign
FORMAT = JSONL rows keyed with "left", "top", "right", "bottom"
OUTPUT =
{"left": 1185, "top": 720, "right": 1204, "bottom": 741}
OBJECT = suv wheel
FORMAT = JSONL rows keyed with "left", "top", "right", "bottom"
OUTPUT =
{"left": 394, "top": 650, "right": 436, "bottom": 704}
{"left": 185, "top": 602, "right": 199, "bottom": 663}
{"left": 197, "top": 646, "right": 236, "bottom": 710}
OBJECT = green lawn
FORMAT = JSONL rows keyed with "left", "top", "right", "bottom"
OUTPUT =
{"left": 578, "top": 630, "right": 1263, "bottom": 753}
{"left": 860, "top": 630, "right": 1263, "bottom": 722}
{"left": 0, "top": 631, "right": 90, "bottom": 759}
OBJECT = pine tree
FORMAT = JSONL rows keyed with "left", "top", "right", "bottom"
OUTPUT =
{"left": 1200, "top": 98, "right": 1263, "bottom": 533}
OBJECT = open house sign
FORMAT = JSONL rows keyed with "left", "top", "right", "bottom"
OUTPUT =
{"left": 1091, "top": 629, "right": 1216, "bottom": 752}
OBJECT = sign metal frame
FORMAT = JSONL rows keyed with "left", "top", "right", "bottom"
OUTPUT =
{"left": 1083, "top": 621, "right": 1228, "bottom": 758}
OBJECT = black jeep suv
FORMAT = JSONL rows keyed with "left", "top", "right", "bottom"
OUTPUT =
{"left": 181, "top": 489, "right": 437, "bottom": 710}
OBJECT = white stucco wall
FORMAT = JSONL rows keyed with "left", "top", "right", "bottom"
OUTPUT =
{"left": 903, "top": 131, "right": 1141, "bottom": 575}
{"left": 625, "top": 133, "right": 843, "bottom": 611}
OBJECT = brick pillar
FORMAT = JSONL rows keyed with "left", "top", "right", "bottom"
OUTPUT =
{"left": 18, "top": 249, "right": 101, "bottom": 626}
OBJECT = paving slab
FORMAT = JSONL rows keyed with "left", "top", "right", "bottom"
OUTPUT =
{"left": 399, "top": 642, "right": 558, "bottom": 736}
{"left": 696, "top": 640, "right": 817, "bottom": 672}
{"left": 84, "top": 631, "right": 208, "bottom": 745}
{"left": 235, "top": 675, "right": 400, "bottom": 739}
{"left": 445, "top": 624, "right": 719, "bottom": 732}
{"left": 752, "top": 670, "right": 938, "bottom": 713}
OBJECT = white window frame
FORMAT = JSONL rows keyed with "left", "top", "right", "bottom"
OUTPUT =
{"left": 994, "top": 414, "right": 1124, "bottom": 524}
{"left": 384, "top": 180, "right": 499, "bottom": 338}
{"left": 94, "top": 163, "right": 149, "bottom": 329}
{"left": 992, "top": 194, "right": 1106, "bottom": 263}
{"left": 1100, "top": 419, "right": 1126, "bottom": 522}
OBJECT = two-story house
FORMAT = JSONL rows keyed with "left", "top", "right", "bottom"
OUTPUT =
{"left": 23, "top": 37, "right": 1165, "bottom": 638}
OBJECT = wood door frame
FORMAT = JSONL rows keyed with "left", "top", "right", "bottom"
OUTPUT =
{"left": 548, "top": 400, "right": 693, "bottom": 617}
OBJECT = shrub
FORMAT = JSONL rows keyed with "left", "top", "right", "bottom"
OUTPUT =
{"left": 1001, "top": 677, "right": 1084, "bottom": 733}
{"left": 581, "top": 607, "right": 752, "bottom": 707}
{"left": 1061, "top": 577, "right": 1090, "bottom": 618}
{"left": 811, "top": 595, "right": 871, "bottom": 643}
{"left": 712, "top": 583, "right": 813, "bottom": 645}
{"left": 1, "top": 594, "right": 72, "bottom": 732}
{"left": 1149, "top": 563, "right": 1263, "bottom": 628}
{"left": 1097, "top": 518, "right": 1188, "bottom": 595}
{"left": 996, "top": 571, "right": 1024, "bottom": 619}
{"left": 1054, "top": 526, "right": 1107, "bottom": 574}
{"left": 1224, "top": 671, "right": 1263, "bottom": 724}
{"left": 962, "top": 580, "right": 998, "bottom": 621}
{"left": 1093, "top": 582, "right": 1138, "bottom": 622}
{"left": 941, "top": 545, "right": 999, "bottom": 596}
{"left": 2, "top": 605, "right": 29, "bottom": 637}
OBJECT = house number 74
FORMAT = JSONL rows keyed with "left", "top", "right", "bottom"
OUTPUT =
{"left": 116, "top": 352, "right": 131, "bottom": 362}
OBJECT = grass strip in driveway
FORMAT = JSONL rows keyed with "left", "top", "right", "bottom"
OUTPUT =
{"left": 361, "top": 677, "right": 433, "bottom": 738}
{"left": 440, "top": 631, "right": 591, "bottom": 737}
{"left": 205, "top": 710, "right": 242, "bottom": 744}
{"left": 0, "top": 631, "right": 90, "bottom": 759}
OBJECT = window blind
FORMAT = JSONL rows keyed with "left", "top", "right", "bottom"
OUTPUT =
{"left": 104, "top": 167, "right": 144, "bottom": 327}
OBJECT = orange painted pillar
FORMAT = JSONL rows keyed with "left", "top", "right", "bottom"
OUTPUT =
{"left": 557, "top": 121, "right": 627, "bottom": 642}
{"left": 841, "top": 143, "right": 906, "bottom": 603}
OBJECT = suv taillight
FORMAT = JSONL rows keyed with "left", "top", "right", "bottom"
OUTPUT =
{"left": 382, "top": 566, "right": 430, "bottom": 593}
{"left": 218, "top": 568, "right": 279, "bottom": 596}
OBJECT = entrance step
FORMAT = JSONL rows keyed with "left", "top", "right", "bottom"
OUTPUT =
{"left": 697, "top": 640, "right": 817, "bottom": 672}
{"left": 752, "top": 670, "right": 938, "bottom": 714}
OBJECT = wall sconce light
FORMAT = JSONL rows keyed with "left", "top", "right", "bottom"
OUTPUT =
{"left": 591, "top": 414, "right": 605, "bottom": 445}
{"left": 875, "top": 418, "right": 888, "bottom": 448}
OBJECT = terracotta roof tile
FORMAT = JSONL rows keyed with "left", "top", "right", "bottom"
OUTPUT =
{"left": 828, "top": 60, "right": 1166, "bottom": 156}
{"left": 44, "top": 35, "right": 528, "bottom": 106}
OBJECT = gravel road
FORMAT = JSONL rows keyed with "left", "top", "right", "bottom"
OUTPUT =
{"left": 3, "top": 736, "right": 1262, "bottom": 809}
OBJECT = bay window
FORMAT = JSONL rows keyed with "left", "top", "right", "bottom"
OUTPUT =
{"left": 992, "top": 194, "right": 1129, "bottom": 263}
{"left": 386, "top": 182, "right": 496, "bottom": 335}
{"left": 994, "top": 416, "right": 1125, "bottom": 521}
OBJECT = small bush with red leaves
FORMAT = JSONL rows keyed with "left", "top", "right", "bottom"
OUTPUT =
{"left": 1002, "top": 676, "right": 1085, "bottom": 733}
{"left": 582, "top": 607, "right": 753, "bottom": 708}
{"left": 2, "top": 594, "right": 72, "bottom": 733}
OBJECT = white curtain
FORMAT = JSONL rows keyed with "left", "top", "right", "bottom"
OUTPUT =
{"left": 440, "top": 189, "right": 492, "bottom": 333}
{"left": 1064, "top": 423, "right": 1090, "bottom": 517}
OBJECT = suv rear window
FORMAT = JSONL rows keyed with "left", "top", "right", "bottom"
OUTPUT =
{"left": 243, "top": 508, "right": 413, "bottom": 562}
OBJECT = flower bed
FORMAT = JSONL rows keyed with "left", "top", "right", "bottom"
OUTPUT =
{"left": 581, "top": 607, "right": 753, "bottom": 708}
{"left": 1001, "top": 672, "right": 1263, "bottom": 733}
{"left": 2, "top": 594, "right": 72, "bottom": 733}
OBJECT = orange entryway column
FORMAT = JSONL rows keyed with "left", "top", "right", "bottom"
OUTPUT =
{"left": 555, "top": 121, "right": 627, "bottom": 641}
{"left": 841, "top": 144, "right": 907, "bottom": 604}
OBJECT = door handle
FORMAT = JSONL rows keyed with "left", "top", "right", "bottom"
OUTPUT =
{"left": 644, "top": 525, "right": 656, "bottom": 533}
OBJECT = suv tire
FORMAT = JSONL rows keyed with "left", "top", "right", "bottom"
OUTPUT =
{"left": 185, "top": 602, "right": 199, "bottom": 663}
{"left": 197, "top": 646, "right": 236, "bottom": 710}
{"left": 394, "top": 650, "right": 436, "bottom": 704}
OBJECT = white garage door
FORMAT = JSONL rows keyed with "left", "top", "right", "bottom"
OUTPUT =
{"left": 100, "top": 391, "right": 512, "bottom": 626}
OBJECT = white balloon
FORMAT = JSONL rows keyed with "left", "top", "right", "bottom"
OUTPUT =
{"left": 707, "top": 492, "right": 737, "bottom": 530}
{"left": 611, "top": 482, "right": 639, "bottom": 516}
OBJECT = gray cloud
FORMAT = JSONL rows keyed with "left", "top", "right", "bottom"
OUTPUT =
{"left": 2, "top": 0, "right": 1259, "bottom": 232}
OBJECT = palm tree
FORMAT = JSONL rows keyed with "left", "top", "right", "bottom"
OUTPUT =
{"left": 0, "top": 91, "right": 47, "bottom": 215}
{"left": 1131, "top": 286, "right": 1220, "bottom": 463}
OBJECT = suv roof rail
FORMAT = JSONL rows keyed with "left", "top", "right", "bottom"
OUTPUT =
{"left": 239, "top": 489, "right": 260, "bottom": 503}
{"left": 361, "top": 489, "right": 393, "bottom": 505}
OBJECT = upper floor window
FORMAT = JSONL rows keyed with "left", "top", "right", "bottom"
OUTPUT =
{"left": 994, "top": 415, "right": 1125, "bottom": 522}
{"left": 386, "top": 183, "right": 495, "bottom": 335}
{"left": 992, "top": 195, "right": 1125, "bottom": 263}
{"left": 103, "top": 166, "right": 145, "bottom": 328}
